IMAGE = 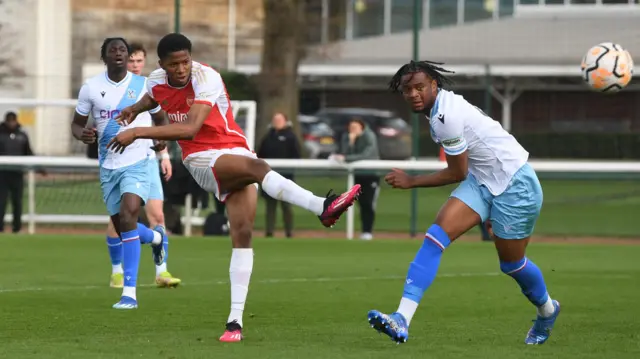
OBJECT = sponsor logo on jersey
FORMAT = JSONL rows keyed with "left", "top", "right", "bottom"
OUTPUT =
{"left": 168, "top": 111, "right": 188, "bottom": 123}
{"left": 99, "top": 109, "right": 121, "bottom": 119}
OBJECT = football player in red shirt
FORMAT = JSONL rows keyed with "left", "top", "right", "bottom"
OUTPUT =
{"left": 109, "top": 33, "right": 361, "bottom": 342}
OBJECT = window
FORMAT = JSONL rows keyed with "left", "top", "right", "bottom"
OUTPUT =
{"left": 353, "top": 0, "right": 385, "bottom": 38}
{"left": 391, "top": 0, "right": 423, "bottom": 33}
{"left": 305, "top": 0, "right": 323, "bottom": 44}
{"left": 499, "top": 0, "right": 515, "bottom": 17}
{"left": 328, "top": 0, "right": 347, "bottom": 41}
{"left": 464, "top": 0, "right": 493, "bottom": 22}
{"left": 430, "top": 0, "right": 458, "bottom": 28}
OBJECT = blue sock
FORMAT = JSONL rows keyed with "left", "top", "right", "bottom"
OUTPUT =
{"left": 500, "top": 257, "right": 549, "bottom": 307}
{"left": 106, "top": 236, "right": 122, "bottom": 266}
{"left": 137, "top": 223, "right": 155, "bottom": 244}
{"left": 162, "top": 235, "right": 169, "bottom": 264}
{"left": 121, "top": 229, "right": 141, "bottom": 288}
{"left": 403, "top": 224, "right": 451, "bottom": 304}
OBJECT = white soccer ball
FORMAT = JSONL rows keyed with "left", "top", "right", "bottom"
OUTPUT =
{"left": 581, "top": 42, "right": 634, "bottom": 93}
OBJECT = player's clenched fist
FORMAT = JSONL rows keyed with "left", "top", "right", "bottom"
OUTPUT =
{"left": 115, "top": 106, "right": 138, "bottom": 126}
{"left": 384, "top": 168, "right": 415, "bottom": 189}
{"left": 107, "top": 128, "right": 137, "bottom": 154}
{"left": 81, "top": 128, "right": 97, "bottom": 144}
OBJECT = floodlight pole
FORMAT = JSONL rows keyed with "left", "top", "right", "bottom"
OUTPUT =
{"left": 409, "top": 0, "right": 421, "bottom": 238}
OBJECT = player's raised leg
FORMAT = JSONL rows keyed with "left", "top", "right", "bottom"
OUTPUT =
{"left": 105, "top": 221, "right": 124, "bottom": 288}
{"left": 211, "top": 153, "right": 361, "bottom": 227}
{"left": 368, "top": 196, "right": 481, "bottom": 343}
{"left": 490, "top": 164, "right": 559, "bottom": 345}
{"left": 218, "top": 184, "right": 257, "bottom": 343}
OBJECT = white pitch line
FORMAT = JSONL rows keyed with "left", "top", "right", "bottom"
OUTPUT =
{"left": 0, "top": 272, "right": 500, "bottom": 294}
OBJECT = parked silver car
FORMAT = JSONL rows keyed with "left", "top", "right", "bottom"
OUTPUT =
{"left": 299, "top": 115, "right": 337, "bottom": 159}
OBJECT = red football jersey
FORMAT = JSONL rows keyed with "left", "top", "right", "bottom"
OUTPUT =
{"left": 146, "top": 61, "right": 249, "bottom": 158}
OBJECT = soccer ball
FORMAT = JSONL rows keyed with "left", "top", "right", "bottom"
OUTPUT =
{"left": 581, "top": 42, "right": 634, "bottom": 93}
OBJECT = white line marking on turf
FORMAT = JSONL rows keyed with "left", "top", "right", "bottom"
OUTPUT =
{"left": 1, "top": 271, "right": 631, "bottom": 294}
{"left": 0, "top": 272, "right": 500, "bottom": 294}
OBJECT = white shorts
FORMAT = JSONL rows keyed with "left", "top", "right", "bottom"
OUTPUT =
{"left": 183, "top": 147, "right": 258, "bottom": 202}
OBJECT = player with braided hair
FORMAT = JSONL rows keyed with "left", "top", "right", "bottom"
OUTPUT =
{"left": 367, "top": 60, "right": 560, "bottom": 345}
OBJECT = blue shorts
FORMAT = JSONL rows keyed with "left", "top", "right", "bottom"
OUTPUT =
{"left": 147, "top": 158, "right": 164, "bottom": 201}
{"left": 100, "top": 159, "right": 151, "bottom": 216}
{"left": 451, "top": 163, "right": 543, "bottom": 239}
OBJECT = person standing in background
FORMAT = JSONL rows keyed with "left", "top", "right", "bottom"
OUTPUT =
{"left": 257, "top": 113, "right": 301, "bottom": 238}
{"left": 0, "top": 112, "right": 35, "bottom": 233}
{"left": 332, "top": 118, "right": 381, "bottom": 240}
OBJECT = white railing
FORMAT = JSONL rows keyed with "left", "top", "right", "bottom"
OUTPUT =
{"left": 2, "top": 156, "right": 640, "bottom": 239}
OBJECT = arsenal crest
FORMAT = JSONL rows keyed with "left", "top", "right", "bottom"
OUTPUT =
{"left": 186, "top": 96, "right": 194, "bottom": 106}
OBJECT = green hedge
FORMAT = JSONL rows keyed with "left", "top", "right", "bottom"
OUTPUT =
{"left": 219, "top": 71, "right": 257, "bottom": 101}
{"left": 418, "top": 133, "right": 640, "bottom": 159}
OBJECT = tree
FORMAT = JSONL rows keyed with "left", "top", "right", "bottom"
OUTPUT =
{"left": 256, "top": 0, "right": 306, "bottom": 146}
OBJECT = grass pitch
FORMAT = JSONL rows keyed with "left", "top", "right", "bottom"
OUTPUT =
{"left": 0, "top": 235, "right": 638, "bottom": 358}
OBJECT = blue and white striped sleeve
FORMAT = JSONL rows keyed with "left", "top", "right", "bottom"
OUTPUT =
{"left": 432, "top": 112, "right": 467, "bottom": 156}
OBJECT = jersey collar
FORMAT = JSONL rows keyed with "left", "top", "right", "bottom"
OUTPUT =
{"left": 104, "top": 71, "right": 131, "bottom": 87}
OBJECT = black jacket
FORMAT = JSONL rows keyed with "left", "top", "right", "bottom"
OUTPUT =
{"left": 0, "top": 123, "right": 34, "bottom": 157}
{"left": 257, "top": 127, "right": 300, "bottom": 180}
{"left": 257, "top": 127, "right": 301, "bottom": 160}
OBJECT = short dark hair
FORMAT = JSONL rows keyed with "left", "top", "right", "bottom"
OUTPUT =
{"left": 157, "top": 33, "right": 192, "bottom": 60}
{"left": 4, "top": 111, "right": 17, "bottom": 121}
{"left": 129, "top": 42, "right": 146, "bottom": 57}
{"left": 349, "top": 118, "right": 366, "bottom": 130}
{"left": 100, "top": 37, "right": 131, "bottom": 63}
{"left": 388, "top": 60, "right": 455, "bottom": 92}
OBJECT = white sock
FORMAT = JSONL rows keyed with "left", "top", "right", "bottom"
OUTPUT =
{"left": 112, "top": 264, "right": 123, "bottom": 275}
{"left": 156, "top": 262, "right": 167, "bottom": 276}
{"left": 261, "top": 170, "right": 325, "bottom": 216}
{"left": 122, "top": 286, "right": 136, "bottom": 301}
{"left": 397, "top": 297, "right": 419, "bottom": 326}
{"left": 151, "top": 230, "right": 162, "bottom": 245}
{"left": 227, "top": 248, "right": 254, "bottom": 328}
{"left": 537, "top": 295, "right": 555, "bottom": 317}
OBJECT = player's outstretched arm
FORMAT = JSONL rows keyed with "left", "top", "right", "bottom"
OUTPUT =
{"left": 389, "top": 110, "right": 469, "bottom": 189}
{"left": 116, "top": 93, "right": 160, "bottom": 126}
{"left": 131, "top": 93, "right": 160, "bottom": 116}
{"left": 107, "top": 103, "right": 211, "bottom": 153}
{"left": 135, "top": 103, "right": 209, "bottom": 140}
{"left": 385, "top": 151, "right": 468, "bottom": 189}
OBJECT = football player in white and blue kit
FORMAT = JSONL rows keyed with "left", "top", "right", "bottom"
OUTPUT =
{"left": 71, "top": 37, "right": 168, "bottom": 309}
{"left": 367, "top": 61, "right": 560, "bottom": 345}
{"left": 102, "top": 42, "right": 181, "bottom": 289}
